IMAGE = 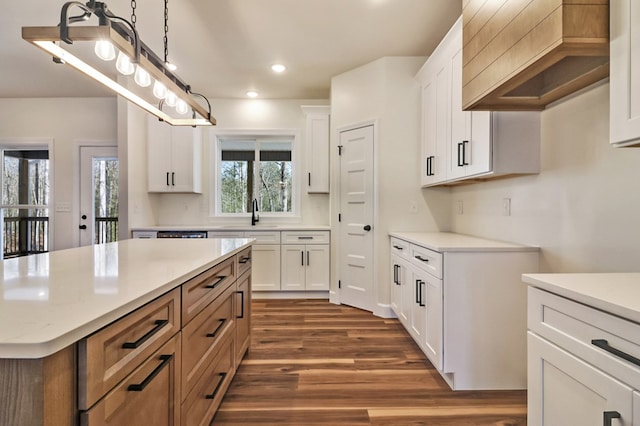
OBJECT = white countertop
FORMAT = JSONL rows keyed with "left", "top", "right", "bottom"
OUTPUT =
{"left": 522, "top": 273, "right": 640, "bottom": 324}
{"left": 389, "top": 232, "right": 539, "bottom": 252}
{"left": 133, "top": 225, "right": 330, "bottom": 232}
{"left": 0, "top": 238, "right": 252, "bottom": 359}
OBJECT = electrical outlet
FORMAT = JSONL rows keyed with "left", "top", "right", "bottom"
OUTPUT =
{"left": 457, "top": 200, "right": 464, "bottom": 215}
{"left": 502, "top": 198, "right": 511, "bottom": 216}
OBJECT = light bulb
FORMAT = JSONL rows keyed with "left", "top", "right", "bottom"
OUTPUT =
{"left": 165, "top": 61, "right": 177, "bottom": 71}
{"left": 115, "top": 51, "right": 135, "bottom": 75}
{"left": 94, "top": 40, "right": 116, "bottom": 61}
{"left": 165, "top": 91, "right": 178, "bottom": 107}
{"left": 153, "top": 80, "right": 168, "bottom": 99}
{"left": 176, "top": 99, "right": 189, "bottom": 115}
{"left": 134, "top": 66, "right": 151, "bottom": 87}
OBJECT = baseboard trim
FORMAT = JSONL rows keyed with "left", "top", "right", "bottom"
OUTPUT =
{"left": 252, "top": 291, "right": 329, "bottom": 300}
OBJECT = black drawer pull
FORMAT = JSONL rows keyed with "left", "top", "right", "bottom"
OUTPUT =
{"left": 206, "top": 319, "right": 227, "bottom": 338}
{"left": 415, "top": 279, "right": 420, "bottom": 304}
{"left": 392, "top": 245, "right": 403, "bottom": 250}
{"left": 239, "top": 256, "right": 251, "bottom": 264}
{"left": 205, "top": 275, "right": 227, "bottom": 289}
{"left": 205, "top": 372, "right": 228, "bottom": 399}
{"left": 419, "top": 280, "right": 425, "bottom": 307}
{"left": 604, "top": 411, "right": 621, "bottom": 426}
{"left": 591, "top": 339, "right": 640, "bottom": 367}
{"left": 414, "top": 255, "right": 429, "bottom": 263}
{"left": 127, "top": 354, "right": 173, "bottom": 392}
{"left": 298, "top": 236, "right": 314, "bottom": 240}
{"left": 122, "top": 319, "right": 168, "bottom": 349}
{"left": 237, "top": 291, "right": 245, "bottom": 319}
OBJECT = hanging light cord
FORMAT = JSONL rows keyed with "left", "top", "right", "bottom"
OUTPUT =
{"left": 164, "top": 0, "right": 169, "bottom": 64}
{"left": 130, "top": 0, "right": 136, "bottom": 28}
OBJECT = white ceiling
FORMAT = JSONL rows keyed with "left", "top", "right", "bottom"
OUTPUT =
{"left": 1, "top": 0, "right": 461, "bottom": 100}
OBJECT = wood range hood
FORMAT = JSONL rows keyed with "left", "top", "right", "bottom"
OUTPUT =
{"left": 462, "top": 0, "right": 610, "bottom": 111}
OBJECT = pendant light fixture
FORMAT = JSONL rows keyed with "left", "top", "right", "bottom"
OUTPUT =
{"left": 22, "top": 1, "right": 215, "bottom": 126}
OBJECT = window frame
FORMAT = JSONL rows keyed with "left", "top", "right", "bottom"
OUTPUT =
{"left": 211, "top": 129, "right": 301, "bottom": 221}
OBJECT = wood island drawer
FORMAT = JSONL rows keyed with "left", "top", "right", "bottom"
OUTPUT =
{"left": 181, "top": 334, "right": 235, "bottom": 426}
{"left": 409, "top": 244, "right": 443, "bottom": 278}
{"left": 81, "top": 333, "right": 181, "bottom": 426}
{"left": 529, "top": 287, "right": 640, "bottom": 389}
{"left": 78, "top": 288, "right": 180, "bottom": 410}
{"left": 182, "top": 257, "right": 236, "bottom": 325}
{"left": 181, "top": 283, "right": 235, "bottom": 399}
{"left": 281, "top": 231, "right": 330, "bottom": 244}
{"left": 237, "top": 247, "right": 252, "bottom": 277}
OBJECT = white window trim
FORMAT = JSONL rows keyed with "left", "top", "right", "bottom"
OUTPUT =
{"left": 209, "top": 129, "right": 301, "bottom": 223}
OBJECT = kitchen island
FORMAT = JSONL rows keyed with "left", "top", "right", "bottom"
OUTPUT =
{"left": 0, "top": 238, "right": 253, "bottom": 426}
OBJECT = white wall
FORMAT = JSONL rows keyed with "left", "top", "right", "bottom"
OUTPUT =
{"left": 451, "top": 81, "right": 640, "bottom": 273}
{"left": 125, "top": 98, "right": 331, "bottom": 229}
{"left": 330, "top": 57, "right": 452, "bottom": 316}
{"left": 0, "top": 97, "right": 117, "bottom": 250}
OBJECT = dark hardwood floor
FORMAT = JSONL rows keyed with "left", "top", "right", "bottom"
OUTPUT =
{"left": 213, "top": 299, "right": 527, "bottom": 425}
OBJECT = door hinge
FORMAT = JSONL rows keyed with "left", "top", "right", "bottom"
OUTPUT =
{"left": 338, "top": 145, "right": 343, "bottom": 156}
{"left": 338, "top": 280, "right": 341, "bottom": 289}
{"left": 338, "top": 213, "right": 341, "bottom": 222}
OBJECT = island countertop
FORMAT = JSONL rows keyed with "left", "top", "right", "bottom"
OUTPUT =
{"left": 0, "top": 238, "right": 253, "bottom": 359}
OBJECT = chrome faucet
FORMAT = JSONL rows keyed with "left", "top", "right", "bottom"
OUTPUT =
{"left": 251, "top": 198, "right": 259, "bottom": 226}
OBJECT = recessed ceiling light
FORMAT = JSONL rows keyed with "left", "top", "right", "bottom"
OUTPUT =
{"left": 271, "top": 64, "right": 286, "bottom": 73}
{"left": 246, "top": 91, "right": 258, "bottom": 98}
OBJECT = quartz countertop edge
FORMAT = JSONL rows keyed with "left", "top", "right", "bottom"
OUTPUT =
{"left": 133, "top": 225, "right": 331, "bottom": 232}
{"left": 0, "top": 238, "right": 253, "bottom": 359}
{"left": 522, "top": 273, "right": 640, "bottom": 324}
{"left": 389, "top": 232, "right": 539, "bottom": 252}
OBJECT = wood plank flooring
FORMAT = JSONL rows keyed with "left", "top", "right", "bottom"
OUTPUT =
{"left": 213, "top": 299, "right": 527, "bottom": 425}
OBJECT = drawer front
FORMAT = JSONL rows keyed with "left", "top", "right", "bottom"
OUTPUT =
{"left": 78, "top": 288, "right": 180, "bottom": 410}
{"left": 182, "top": 284, "right": 235, "bottom": 399}
{"left": 81, "top": 333, "right": 181, "bottom": 426}
{"left": 529, "top": 287, "right": 640, "bottom": 389}
{"left": 409, "top": 244, "right": 443, "bottom": 278}
{"left": 181, "top": 334, "right": 234, "bottom": 426}
{"left": 243, "top": 231, "right": 281, "bottom": 244}
{"left": 390, "top": 237, "right": 410, "bottom": 261}
{"left": 237, "top": 246, "right": 252, "bottom": 278}
{"left": 182, "top": 257, "right": 236, "bottom": 325}
{"left": 281, "top": 231, "right": 330, "bottom": 244}
{"left": 208, "top": 231, "right": 245, "bottom": 239}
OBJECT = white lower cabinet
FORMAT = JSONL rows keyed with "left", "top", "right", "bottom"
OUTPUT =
{"left": 281, "top": 244, "right": 329, "bottom": 291}
{"left": 527, "top": 285, "right": 640, "bottom": 425}
{"left": 389, "top": 233, "right": 538, "bottom": 390}
{"left": 251, "top": 245, "right": 281, "bottom": 291}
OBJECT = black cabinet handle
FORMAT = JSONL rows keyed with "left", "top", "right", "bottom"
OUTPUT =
{"left": 236, "top": 291, "right": 245, "bottom": 319}
{"left": 205, "top": 275, "right": 227, "bottom": 289}
{"left": 301, "top": 251, "right": 304, "bottom": 266}
{"left": 462, "top": 140, "right": 469, "bottom": 166}
{"left": 205, "top": 372, "right": 228, "bottom": 399}
{"left": 364, "top": 225, "right": 372, "bottom": 231}
{"left": 122, "top": 319, "right": 168, "bottom": 349}
{"left": 206, "top": 319, "right": 226, "bottom": 338}
{"left": 392, "top": 245, "right": 403, "bottom": 251}
{"left": 419, "top": 280, "right": 425, "bottom": 307}
{"left": 426, "top": 156, "right": 435, "bottom": 176}
{"left": 298, "top": 236, "right": 314, "bottom": 240}
{"left": 397, "top": 265, "right": 401, "bottom": 285}
{"left": 308, "top": 172, "right": 311, "bottom": 186}
{"left": 603, "top": 411, "right": 621, "bottom": 426}
{"left": 307, "top": 251, "right": 310, "bottom": 266}
{"left": 239, "top": 256, "right": 251, "bottom": 264}
{"left": 171, "top": 172, "right": 175, "bottom": 186}
{"left": 127, "top": 354, "right": 172, "bottom": 392}
{"left": 415, "top": 279, "right": 420, "bottom": 304}
{"left": 414, "top": 255, "right": 429, "bottom": 263}
{"left": 393, "top": 264, "right": 397, "bottom": 285}
{"left": 166, "top": 172, "right": 170, "bottom": 186}
{"left": 457, "top": 142, "right": 464, "bottom": 167}
{"left": 591, "top": 339, "right": 640, "bottom": 367}
{"left": 79, "top": 224, "right": 87, "bottom": 230}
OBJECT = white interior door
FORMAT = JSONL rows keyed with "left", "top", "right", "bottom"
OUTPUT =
{"left": 79, "top": 146, "right": 118, "bottom": 247}
{"left": 338, "top": 125, "right": 374, "bottom": 312}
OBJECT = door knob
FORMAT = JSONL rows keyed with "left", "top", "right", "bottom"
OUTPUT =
{"left": 79, "top": 225, "right": 87, "bottom": 230}
{"left": 363, "top": 225, "right": 372, "bottom": 231}
{"left": 81, "top": 214, "right": 87, "bottom": 220}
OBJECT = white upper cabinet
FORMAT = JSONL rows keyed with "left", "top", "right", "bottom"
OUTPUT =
{"left": 610, "top": 0, "right": 640, "bottom": 147}
{"left": 416, "top": 17, "right": 541, "bottom": 187}
{"left": 302, "top": 106, "right": 330, "bottom": 193}
{"left": 147, "top": 116, "right": 202, "bottom": 193}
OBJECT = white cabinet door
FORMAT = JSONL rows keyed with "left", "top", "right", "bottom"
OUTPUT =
{"left": 610, "top": 0, "right": 640, "bottom": 147}
{"left": 147, "top": 116, "right": 202, "bottom": 193}
{"left": 281, "top": 244, "right": 306, "bottom": 291}
{"left": 409, "top": 268, "right": 427, "bottom": 347}
{"left": 423, "top": 274, "right": 443, "bottom": 371}
{"left": 305, "top": 245, "right": 329, "bottom": 290}
{"left": 252, "top": 244, "right": 281, "bottom": 291}
{"left": 419, "top": 65, "right": 448, "bottom": 186}
{"left": 302, "top": 106, "right": 330, "bottom": 193}
{"left": 528, "top": 332, "right": 633, "bottom": 426}
{"left": 400, "top": 261, "right": 414, "bottom": 328}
